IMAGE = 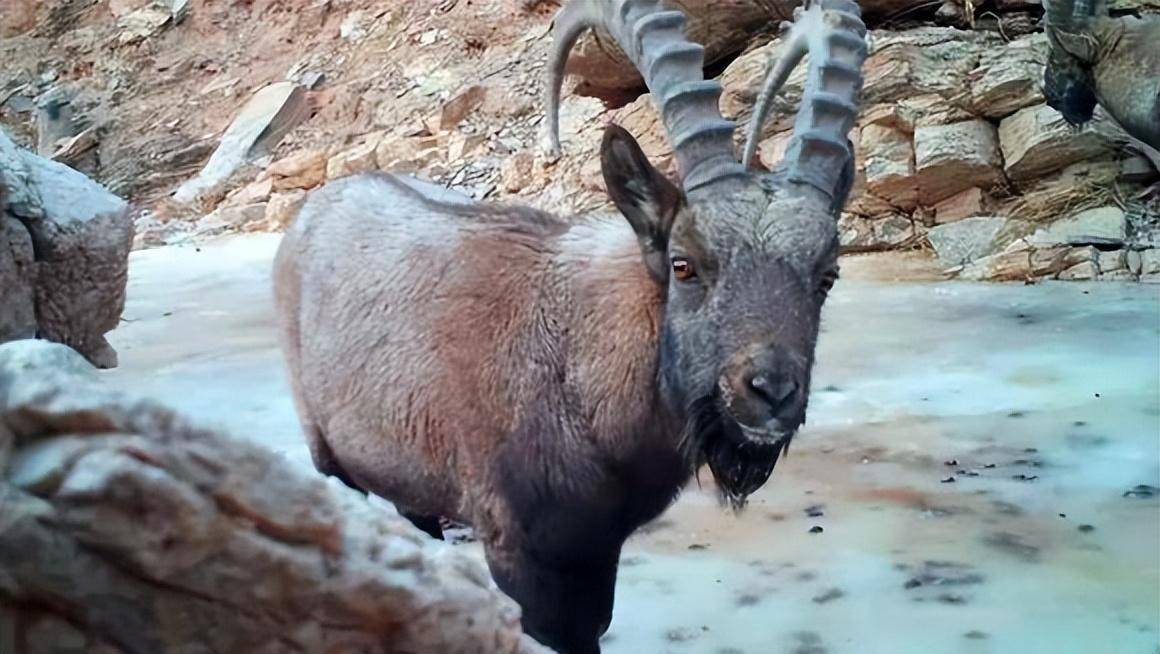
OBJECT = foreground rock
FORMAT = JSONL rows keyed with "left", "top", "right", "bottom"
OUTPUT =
{"left": 0, "top": 129, "right": 133, "bottom": 368}
{"left": 0, "top": 340, "right": 547, "bottom": 654}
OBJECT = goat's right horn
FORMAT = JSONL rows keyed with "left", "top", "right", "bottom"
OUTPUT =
{"left": 542, "top": 0, "right": 746, "bottom": 191}
{"left": 742, "top": 0, "right": 867, "bottom": 205}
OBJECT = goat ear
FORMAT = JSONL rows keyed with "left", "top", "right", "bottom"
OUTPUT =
{"left": 601, "top": 124, "right": 684, "bottom": 282}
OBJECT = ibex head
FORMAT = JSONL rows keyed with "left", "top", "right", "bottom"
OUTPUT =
{"left": 1042, "top": 0, "right": 1104, "bottom": 126}
{"left": 544, "top": 0, "right": 867, "bottom": 503}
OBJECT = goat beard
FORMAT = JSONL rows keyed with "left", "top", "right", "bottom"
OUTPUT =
{"left": 680, "top": 397, "right": 792, "bottom": 510}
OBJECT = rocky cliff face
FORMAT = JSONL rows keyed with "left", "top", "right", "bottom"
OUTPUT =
{"left": 1, "top": 0, "right": 1157, "bottom": 281}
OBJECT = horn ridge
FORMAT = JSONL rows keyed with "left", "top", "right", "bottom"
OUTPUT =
{"left": 542, "top": 0, "right": 746, "bottom": 190}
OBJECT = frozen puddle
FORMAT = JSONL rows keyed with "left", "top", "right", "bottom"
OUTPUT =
{"left": 105, "top": 236, "right": 1160, "bottom": 654}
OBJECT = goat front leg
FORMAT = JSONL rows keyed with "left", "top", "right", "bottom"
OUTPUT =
{"left": 485, "top": 539, "right": 619, "bottom": 654}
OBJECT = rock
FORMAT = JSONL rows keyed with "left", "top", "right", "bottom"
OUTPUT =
{"left": 0, "top": 340, "right": 534, "bottom": 654}
{"left": 1097, "top": 249, "right": 1127, "bottom": 273}
{"left": 35, "top": 88, "right": 77, "bottom": 157}
{"left": 838, "top": 214, "right": 921, "bottom": 253}
{"left": 933, "top": 187, "right": 988, "bottom": 224}
{"left": 1118, "top": 155, "right": 1159, "bottom": 184}
{"left": 958, "top": 243, "right": 1096, "bottom": 281}
{"left": 448, "top": 132, "right": 487, "bottom": 163}
{"left": 999, "top": 104, "right": 1121, "bottom": 182}
{"left": 376, "top": 135, "right": 443, "bottom": 173}
{"left": 196, "top": 202, "right": 267, "bottom": 235}
{"left": 264, "top": 190, "right": 307, "bottom": 231}
{"left": 757, "top": 131, "right": 794, "bottom": 171}
{"left": 1027, "top": 206, "right": 1127, "bottom": 247}
{"left": 0, "top": 217, "right": 36, "bottom": 344}
{"left": 1058, "top": 260, "right": 1099, "bottom": 280}
{"left": 501, "top": 151, "right": 535, "bottom": 193}
{"left": 174, "top": 82, "right": 310, "bottom": 204}
{"left": 1139, "top": 249, "right": 1160, "bottom": 275}
{"left": 268, "top": 149, "right": 327, "bottom": 190}
{"left": 860, "top": 124, "right": 918, "bottom": 210}
{"left": 1126, "top": 248, "right": 1144, "bottom": 274}
{"left": 927, "top": 216, "right": 1032, "bottom": 267}
{"left": 440, "top": 85, "right": 488, "bottom": 131}
{"left": 221, "top": 177, "right": 273, "bottom": 207}
{"left": 116, "top": 5, "right": 172, "bottom": 45}
{"left": 964, "top": 34, "right": 1046, "bottom": 119}
{"left": 170, "top": 0, "right": 191, "bottom": 23}
{"left": 0, "top": 0, "right": 36, "bottom": 35}
{"left": 339, "top": 10, "right": 367, "bottom": 41}
{"left": 0, "top": 129, "right": 132, "bottom": 369}
{"left": 914, "top": 120, "right": 1003, "bottom": 204}
{"left": 326, "top": 139, "right": 380, "bottom": 180}
{"left": 568, "top": 0, "right": 781, "bottom": 95}
{"left": 108, "top": 0, "right": 152, "bottom": 17}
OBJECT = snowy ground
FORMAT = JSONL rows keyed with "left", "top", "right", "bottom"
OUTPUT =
{"left": 105, "top": 234, "right": 1160, "bottom": 654}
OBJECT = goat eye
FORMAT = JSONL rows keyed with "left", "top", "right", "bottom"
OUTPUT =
{"left": 671, "top": 257, "right": 696, "bottom": 281}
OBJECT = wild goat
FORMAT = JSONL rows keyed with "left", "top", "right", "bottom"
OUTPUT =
{"left": 1042, "top": 0, "right": 1160, "bottom": 149}
{"left": 273, "top": 1, "right": 866, "bottom": 652}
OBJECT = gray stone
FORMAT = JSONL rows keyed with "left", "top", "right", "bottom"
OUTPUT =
{"left": 914, "top": 120, "right": 1003, "bottom": 204}
{"left": 1127, "top": 249, "right": 1143, "bottom": 274}
{"left": 927, "top": 216, "right": 1032, "bottom": 267}
{"left": 1097, "top": 249, "right": 1127, "bottom": 273}
{"left": 1140, "top": 249, "right": 1160, "bottom": 275}
{"left": 174, "top": 82, "right": 310, "bottom": 204}
{"left": 999, "top": 104, "right": 1122, "bottom": 182}
{"left": 0, "top": 217, "right": 36, "bottom": 343}
{"left": 965, "top": 33, "right": 1046, "bottom": 119}
{"left": 0, "top": 129, "right": 133, "bottom": 368}
{"left": 1027, "top": 206, "right": 1127, "bottom": 247}
{"left": 1058, "top": 261, "right": 1099, "bottom": 280}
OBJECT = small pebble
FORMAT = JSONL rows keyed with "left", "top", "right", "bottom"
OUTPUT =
{"left": 944, "top": 459, "right": 959, "bottom": 466}
{"left": 964, "top": 630, "right": 989, "bottom": 640}
{"left": 1058, "top": 513, "right": 1066, "bottom": 518}
{"left": 1077, "top": 524, "right": 1095, "bottom": 533}
{"left": 1012, "top": 474, "right": 1039, "bottom": 481}
{"left": 941, "top": 476, "right": 956, "bottom": 483}
{"left": 983, "top": 463, "right": 996, "bottom": 469}
{"left": 804, "top": 504, "right": 825, "bottom": 518}
{"left": 688, "top": 543, "right": 709, "bottom": 550}
{"left": 809, "top": 525, "right": 824, "bottom": 534}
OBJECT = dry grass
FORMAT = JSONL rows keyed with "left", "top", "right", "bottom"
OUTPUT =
{"left": 1007, "top": 165, "right": 1121, "bottom": 224}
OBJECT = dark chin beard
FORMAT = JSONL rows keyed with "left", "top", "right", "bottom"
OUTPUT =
{"left": 681, "top": 397, "right": 793, "bottom": 510}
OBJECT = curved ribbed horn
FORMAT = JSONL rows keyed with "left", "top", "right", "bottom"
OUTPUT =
{"left": 742, "top": 0, "right": 867, "bottom": 202}
{"left": 542, "top": 0, "right": 745, "bottom": 191}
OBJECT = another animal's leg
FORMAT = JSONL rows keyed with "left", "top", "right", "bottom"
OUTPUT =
{"left": 485, "top": 540, "right": 619, "bottom": 654}
{"left": 398, "top": 508, "right": 444, "bottom": 540}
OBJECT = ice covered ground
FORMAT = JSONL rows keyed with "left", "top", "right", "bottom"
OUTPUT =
{"left": 105, "top": 234, "right": 1160, "bottom": 654}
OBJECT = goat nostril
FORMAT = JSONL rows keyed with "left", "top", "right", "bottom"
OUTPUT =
{"left": 749, "top": 373, "right": 798, "bottom": 409}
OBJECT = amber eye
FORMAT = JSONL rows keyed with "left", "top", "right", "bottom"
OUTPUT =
{"left": 671, "top": 257, "right": 696, "bottom": 281}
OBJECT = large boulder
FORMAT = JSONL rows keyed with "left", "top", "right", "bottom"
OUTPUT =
{"left": 0, "top": 339, "right": 546, "bottom": 654}
{"left": 0, "top": 130, "right": 133, "bottom": 368}
{"left": 914, "top": 119, "right": 1004, "bottom": 204}
{"left": 998, "top": 104, "right": 1124, "bottom": 182}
